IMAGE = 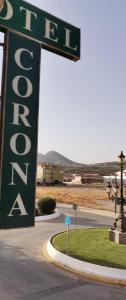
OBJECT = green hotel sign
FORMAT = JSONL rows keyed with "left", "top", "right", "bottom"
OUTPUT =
{"left": 0, "top": 1, "right": 80, "bottom": 229}
{"left": 0, "top": 0, "right": 80, "bottom": 61}
{"left": 0, "top": 31, "right": 41, "bottom": 228}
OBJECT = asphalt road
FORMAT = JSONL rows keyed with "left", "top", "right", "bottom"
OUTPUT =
{"left": 0, "top": 207, "right": 126, "bottom": 300}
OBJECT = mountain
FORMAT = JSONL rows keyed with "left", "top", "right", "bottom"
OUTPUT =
{"left": 37, "top": 151, "right": 84, "bottom": 167}
{"left": 37, "top": 153, "right": 48, "bottom": 163}
{"left": 37, "top": 151, "right": 121, "bottom": 175}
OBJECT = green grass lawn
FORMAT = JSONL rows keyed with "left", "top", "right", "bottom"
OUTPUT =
{"left": 52, "top": 228, "right": 126, "bottom": 269}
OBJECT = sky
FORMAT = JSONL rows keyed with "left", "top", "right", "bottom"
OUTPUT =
{"left": 1, "top": 0, "right": 126, "bottom": 164}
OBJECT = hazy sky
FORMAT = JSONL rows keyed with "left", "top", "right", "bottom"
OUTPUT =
{"left": 1, "top": 0, "right": 126, "bottom": 164}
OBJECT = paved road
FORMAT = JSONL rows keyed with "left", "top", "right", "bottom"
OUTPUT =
{"left": 0, "top": 208, "right": 126, "bottom": 300}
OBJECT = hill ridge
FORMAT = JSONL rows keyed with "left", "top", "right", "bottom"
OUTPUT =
{"left": 37, "top": 150, "right": 83, "bottom": 167}
{"left": 37, "top": 151, "right": 121, "bottom": 175}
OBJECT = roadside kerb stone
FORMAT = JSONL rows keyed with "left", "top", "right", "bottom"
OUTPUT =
{"left": 35, "top": 209, "right": 61, "bottom": 222}
{"left": 46, "top": 237, "right": 126, "bottom": 284}
{"left": 57, "top": 203, "right": 114, "bottom": 217}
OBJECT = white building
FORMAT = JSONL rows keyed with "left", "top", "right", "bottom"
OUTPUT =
{"left": 103, "top": 170, "right": 126, "bottom": 185}
{"left": 72, "top": 175, "right": 82, "bottom": 185}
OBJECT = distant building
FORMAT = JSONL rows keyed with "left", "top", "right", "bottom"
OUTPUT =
{"left": 72, "top": 175, "right": 82, "bottom": 184}
{"left": 36, "top": 163, "right": 63, "bottom": 184}
{"left": 104, "top": 170, "right": 126, "bottom": 185}
{"left": 63, "top": 173, "right": 73, "bottom": 182}
{"left": 63, "top": 172, "right": 103, "bottom": 185}
{"left": 37, "top": 164, "right": 43, "bottom": 184}
{"left": 81, "top": 173, "right": 103, "bottom": 184}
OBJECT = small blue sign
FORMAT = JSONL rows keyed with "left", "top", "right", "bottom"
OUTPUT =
{"left": 65, "top": 216, "right": 71, "bottom": 225}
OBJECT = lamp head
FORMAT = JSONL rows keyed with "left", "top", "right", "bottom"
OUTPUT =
{"left": 106, "top": 182, "right": 112, "bottom": 198}
{"left": 114, "top": 182, "right": 120, "bottom": 196}
{"left": 118, "top": 151, "right": 125, "bottom": 166}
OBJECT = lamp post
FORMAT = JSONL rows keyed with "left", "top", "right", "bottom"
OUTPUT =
{"left": 106, "top": 181, "right": 119, "bottom": 215}
{"left": 106, "top": 151, "right": 126, "bottom": 232}
{"left": 117, "top": 151, "right": 126, "bottom": 232}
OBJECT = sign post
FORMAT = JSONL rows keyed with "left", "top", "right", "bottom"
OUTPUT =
{"left": 64, "top": 216, "right": 71, "bottom": 255}
{"left": 73, "top": 203, "right": 78, "bottom": 225}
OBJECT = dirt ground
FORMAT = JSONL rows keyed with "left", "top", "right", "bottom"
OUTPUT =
{"left": 36, "top": 183, "right": 114, "bottom": 211}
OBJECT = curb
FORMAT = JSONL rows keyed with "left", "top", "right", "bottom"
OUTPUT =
{"left": 57, "top": 203, "right": 114, "bottom": 217}
{"left": 46, "top": 237, "right": 126, "bottom": 285}
{"left": 35, "top": 209, "right": 61, "bottom": 222}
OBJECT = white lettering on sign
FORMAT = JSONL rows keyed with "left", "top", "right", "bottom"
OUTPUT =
{"left": 10, "top": 133, "right": 31, "bottom": 155}
{"left": 12, "top": 75, "right": 33, "bottom": 98}
{"left": 9, "top": 162, "right": 30, "bottom": 185}
{"left": 11, "top": 103, "right": 31, "bottom": 127}
{"left": 15, "top": 48, "right": 33, "bottom": 70}
{"left": 44, "top": 19, "right": 58, "bottom": 43}
{"left": 8, "top": 194, "right": 28, "bottom": 216}
{"left": 0, "top": 0, "right": 79, "bottom": 59}
{"left": 64, "top": 28, "right": 77, "bottom": 51}
{"left": 0, "top": 0, "right": 13, "bottom": 20}
{"left": 20, "top": 6, "right": 37, "bottom": 32}
{"left": 6, "top": 39, "right": 35, "bottom": 220}
{"left": 0, "top": 30, "right": 41, "bottom": 227}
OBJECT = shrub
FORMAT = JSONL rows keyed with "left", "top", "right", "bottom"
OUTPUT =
{"left": 37, "top": 196, "right": 56, "bottom": 215}
{"left": 53, "top": 179, "right": 60, "bottom": 185}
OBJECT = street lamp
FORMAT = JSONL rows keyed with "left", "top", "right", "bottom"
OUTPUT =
{"left": 117, "top": 151, "right": 126, "bottom": 232}
{"left": 106, "top": 151, "right": 126, "bottom": 232}
{"left": 106, "top": 181, "right": 119, "bottom": 214}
